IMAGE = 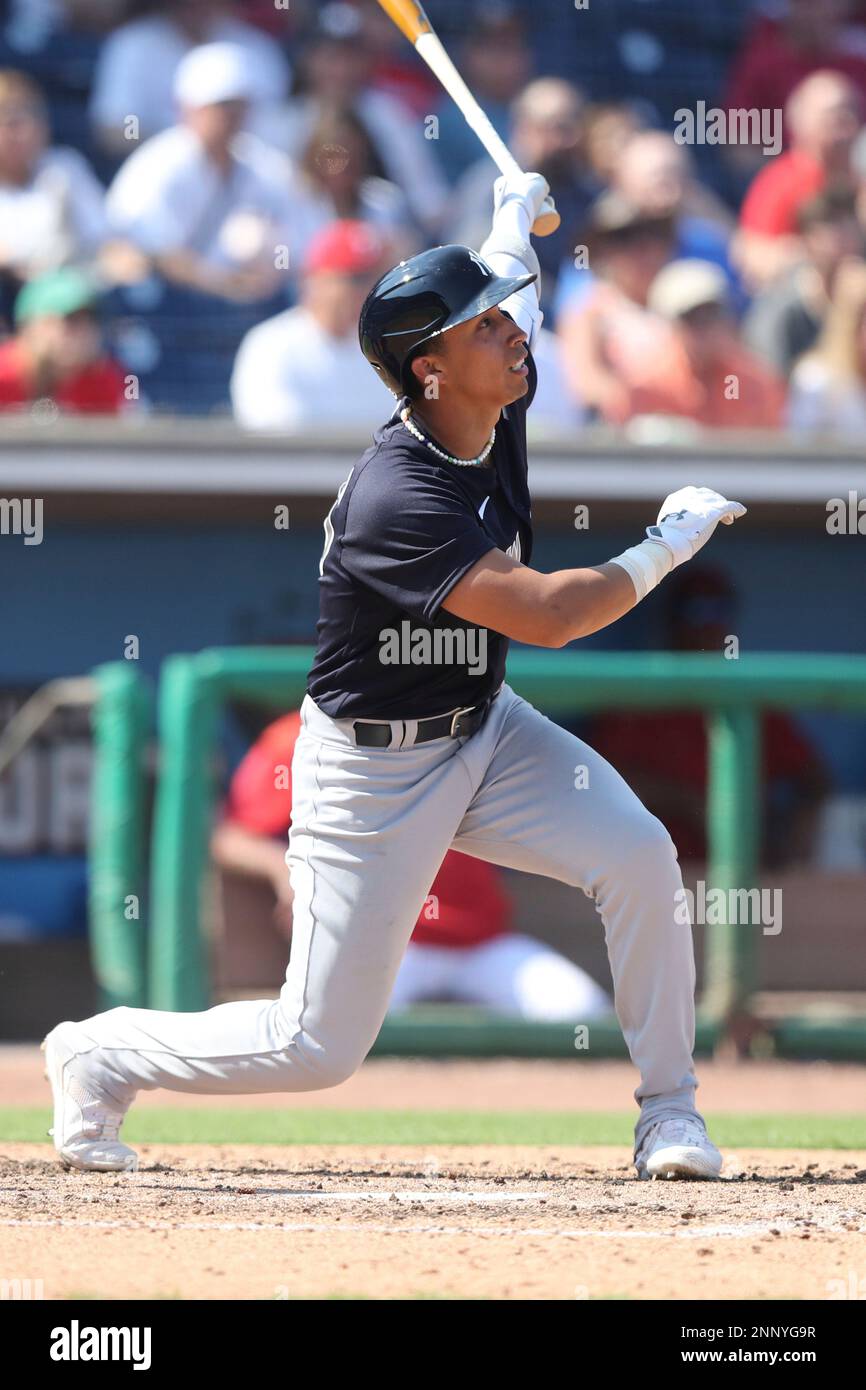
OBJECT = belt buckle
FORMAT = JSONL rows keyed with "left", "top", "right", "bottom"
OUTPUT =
{"left": 449, "top": 704, "right": 478, "bottom": 738}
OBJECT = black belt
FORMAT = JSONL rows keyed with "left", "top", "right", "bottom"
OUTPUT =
{"left": 352, "top": 692, "right": 497, "bottom": 748}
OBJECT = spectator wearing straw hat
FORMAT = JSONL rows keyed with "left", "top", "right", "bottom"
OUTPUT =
{"left": 626, "top": 260, "right": 786, "bottom": 430}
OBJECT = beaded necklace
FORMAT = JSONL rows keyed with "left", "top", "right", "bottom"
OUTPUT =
{"left": 400, "top": 404, "right": 495, "bottom": 467}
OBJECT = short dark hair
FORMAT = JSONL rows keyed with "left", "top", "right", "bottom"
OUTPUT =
{"left": 403, "top": 350, "right": 425, "bottom": 399}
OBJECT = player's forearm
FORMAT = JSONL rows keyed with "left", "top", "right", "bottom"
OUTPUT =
{"left": 542, "top": 562, "right": 639, "bottom": 645}
{"left": 480, "top": 186, "right": 538, "bottom": 275}
{"left": 446, "top": 490, "right": 744, "bottom": 647}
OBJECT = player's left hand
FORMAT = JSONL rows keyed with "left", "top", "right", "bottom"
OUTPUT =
{"left": 647, "top": 486, "right": 747, "bottom": 568}
{"left": 492, "top": 172, "right": 559, "bottom": 237}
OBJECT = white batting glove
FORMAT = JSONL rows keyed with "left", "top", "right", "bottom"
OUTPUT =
{"left": 646, "top": 486, "right": 747, "bottom": 568}
{"left": 493, "top": 172, "right": 550, "bottom": 221}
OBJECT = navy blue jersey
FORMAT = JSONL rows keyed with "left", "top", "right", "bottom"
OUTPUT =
{"left": 307, "top": 352, "right": 536, "bottom": 719}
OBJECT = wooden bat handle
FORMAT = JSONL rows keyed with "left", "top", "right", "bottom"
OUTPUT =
{"left": 532, "top": 199, "right": 561, "bottom": 237}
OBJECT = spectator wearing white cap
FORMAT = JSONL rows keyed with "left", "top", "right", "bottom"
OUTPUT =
{"left": 89, "top": 0, "right": 289, "bottom": 156}
{"left": 105, "top": 43, "right": 298, "bottom": 304}
{"left": 626, "top": 260, "right": 786, "bottom": 430}
{"left": 231, "top": 219, "right": 394, "bottom": 432}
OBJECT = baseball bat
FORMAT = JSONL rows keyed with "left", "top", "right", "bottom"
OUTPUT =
{"left": 374, "top": 0, "right": 561, "bottom": 236}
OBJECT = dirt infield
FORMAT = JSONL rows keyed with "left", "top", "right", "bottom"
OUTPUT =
{"left": 3, "top": 1053, "right": 866, "bottom": 1299}
{"left": 2, "top": 1142, "right": 866, "bottom": 1300}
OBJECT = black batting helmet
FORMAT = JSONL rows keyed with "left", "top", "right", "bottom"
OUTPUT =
{"left": 358, "top": 244, "right": 536, "bottom": 397}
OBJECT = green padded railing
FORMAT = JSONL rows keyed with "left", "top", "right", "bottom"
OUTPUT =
{"left": 91, "top": 649, "right": 866, "bottom": 1056}
{"left": 88, "top": 663, "right": 152, "bottom": 1009}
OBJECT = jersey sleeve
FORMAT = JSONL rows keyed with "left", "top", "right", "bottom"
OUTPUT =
{"left": 340, "top": 460, "right": 498, "bottom": 623}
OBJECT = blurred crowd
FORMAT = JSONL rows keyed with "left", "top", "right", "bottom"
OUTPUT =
{"left": 3, "top": 0, "right": 866, "bottom": 437}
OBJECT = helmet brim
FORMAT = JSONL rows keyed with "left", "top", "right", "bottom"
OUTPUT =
{"left": 425, "top": 269, "right": 537, "bottom": 342}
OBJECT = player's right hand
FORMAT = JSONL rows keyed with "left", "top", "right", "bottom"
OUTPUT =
{"left": 646, "top": 486, "right": 747, "bottom": 568}
{"left": 492, "top": 172, "right": 557, "bottom": 234}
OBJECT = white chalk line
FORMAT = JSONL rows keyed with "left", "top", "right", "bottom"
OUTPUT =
{"left": 183, "top": 1189, "right": 543, "bottom": 1204}
{"left": 1, "top": 1216, "right": 861, "bottom": 1240}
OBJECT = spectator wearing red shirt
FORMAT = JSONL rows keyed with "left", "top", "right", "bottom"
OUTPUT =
{"left": 735, "top": 70, "right": 862, "bottom": 290}
{"left": 588, "top": 570, "right": 829, "bottom": 868}
{"left": 725, "top": 0, "right": 866, "bottom": 165}
{"left": 0, "top": 269, "right": 127, "bottom": 414}
{"left": 211, "top": 710, "right": 612, "bottom": 1019}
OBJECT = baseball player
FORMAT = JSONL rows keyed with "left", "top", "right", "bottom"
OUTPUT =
{"left": 43, "top": 170, "right": 746, "bottom": 1180}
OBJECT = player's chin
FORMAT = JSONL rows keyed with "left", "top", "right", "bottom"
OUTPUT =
{"left": 503, "top": 370, "right": 530, "bottom": 403}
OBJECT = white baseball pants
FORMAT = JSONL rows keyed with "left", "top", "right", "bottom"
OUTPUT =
{"left": 70, "top": 683, "right": 705, "bottom": 1147}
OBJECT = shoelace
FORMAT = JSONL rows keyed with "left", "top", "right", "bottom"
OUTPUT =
{"left": 638, "top": 1115, "right": 707, "bottom": 1155}
{"left": 83, "top": 1108, "right": 122, "bottom": 1142}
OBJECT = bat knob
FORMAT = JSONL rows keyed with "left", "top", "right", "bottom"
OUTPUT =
{"left": 531, "top": 196, "right": 560, "bottom": 238}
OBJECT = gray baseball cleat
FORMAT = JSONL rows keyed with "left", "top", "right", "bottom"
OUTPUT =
{"left": 634, "top": 1113, "right": 723, "bottom": 1180}
{"left": 42, "top": 1022, "right": 138, "bottom": 1173}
